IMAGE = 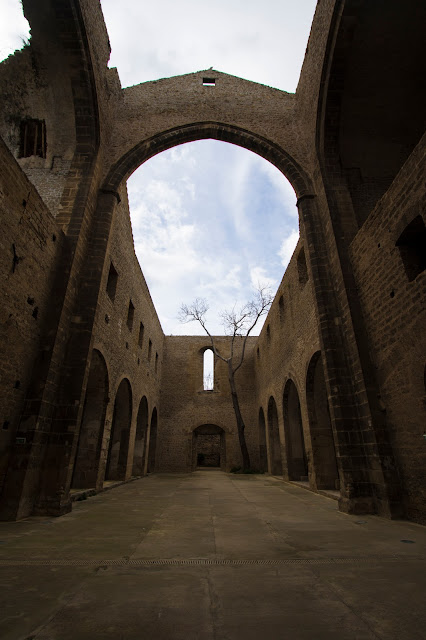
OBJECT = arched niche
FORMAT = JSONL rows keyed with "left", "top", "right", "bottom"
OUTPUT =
{"left": 267, "top": 396, "right": 283, "bottom": 476}
{"left": 283, "top": 379, "right": 308, "bottom": 481}
{"left": 192, "top": 424, "right": 226, "bottom": 471}
{"left": 306, "top": 352, "right": 339, "bottom": 490}
{"left": 258, "top": 407, "right": 268, "bottom": 473}
{"left": 147, "top": 407, "right": 158, "bottom": 473}
{"left": 132, "top": 396, "right": 149, "bottom": 476}
{"left": 105, "top": 378, "right": 132, "bottom": 481}
{"left": 72, "top": 349, "right": 109, "bottom": 489}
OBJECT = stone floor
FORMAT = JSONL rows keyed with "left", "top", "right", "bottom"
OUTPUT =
{"left": 0, "top": 470, "right": 425, "bottom": 639}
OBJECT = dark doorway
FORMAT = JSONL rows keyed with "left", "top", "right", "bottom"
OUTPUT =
{"left": 283, "top": 379, "right": 308, "bottom": 481}
{"left": 267, "top": 396, "right": 283, "bottom": 476}
{"left": 106, "top": 378, "right": 132, "bottom": 481}
{"left": 147, "top": 407, "right": 158, "bottom": 473}
{"left": 306, "top": 352, "right": 339, "bottom": 489}
{"left": 72, "top": 350, "right": 109, "bottom": 489}
{"left": 192, "top": 424, "right": 226, "bottom": 470}
{"left": 132, "top": 396, "right": 148, "bottom": 476}
{"left": 258, "top": 407, "right": 268, "bottom": 472}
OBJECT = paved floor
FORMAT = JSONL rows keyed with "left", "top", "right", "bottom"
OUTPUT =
{"left": 0, "top": 470, "right": 425, "bottom": 640}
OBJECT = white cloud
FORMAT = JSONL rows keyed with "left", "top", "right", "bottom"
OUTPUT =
{"left": 249, "top": 266, "right": 276, "bottom": 291}
{"left": 278, "top": 229, "right": 300, "bottom": 268}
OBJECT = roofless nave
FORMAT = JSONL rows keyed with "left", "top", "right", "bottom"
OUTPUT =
{"left": 0, "top": 0, "right": 425, "bottom": 525}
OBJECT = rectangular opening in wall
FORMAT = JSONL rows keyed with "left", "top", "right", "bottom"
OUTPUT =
{"left": 127, "top": 300, "right": 135, "bottom": 331}
{"left": 148, "top": 339, "right": 152, "bottom": 361}
{"left": 138, "top": 322, "right": 144, "bottom": 348}
{"left": 106, "top": 262, "right": 118, "bottom": 301}
{"left": 19, "top": 119, "right": 46, "bottom": 158}
{"left": 202, "top": 77, "right": 216, "bottom": 86}
{"left": 155, "top": 352, "right": 158, "bottom": 372}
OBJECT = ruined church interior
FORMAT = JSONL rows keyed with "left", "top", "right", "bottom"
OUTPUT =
{"left": 0, "top": 0, "right": 425, "bottom": 638}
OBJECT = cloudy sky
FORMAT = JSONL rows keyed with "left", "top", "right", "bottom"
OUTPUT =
{"left": 1, "top": 0, "right": 316, "bottom": 335}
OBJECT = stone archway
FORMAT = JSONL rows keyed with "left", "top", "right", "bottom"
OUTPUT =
{"left": 105, "top": 378, "right": 132, "bottom": 481}
{"left": 267, "top": 396, "right": 283, "bottom": 476}
{"left": 147, "top": 407, "right": 158, "bottom": 473}
{"left": 258, "top": 407, "right": 268, "bottom": 472}
{"left": 306, "top": 352, "right": 339, "bottom": 490}
{"left": 72, "top": 349, "right": 109, "bottom": 489}
{"left": 132, "top": 396, "right": 149, "bottom": 476}
{"left": 192, "top": 424, "right": 226, "bottom": 471}
{"left": 283, "top": 380, "right": 308, "bottom": 481}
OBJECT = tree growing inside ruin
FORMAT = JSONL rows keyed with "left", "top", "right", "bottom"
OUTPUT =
{"left": 179, "top": 287, "right": 273, "bottom": 470}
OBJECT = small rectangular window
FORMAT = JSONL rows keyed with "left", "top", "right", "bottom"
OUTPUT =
{"left": 148, "top": 339, "right": 152, "bottom": 361}
{"left": 203, "top": 77, "right": 216, "bottom": 86}
{"left": 297, "top": 247, "right": 309, "bottom": 286}
{"left": 106, "top": 262, "right": 118, "bottom": 301}
{"left": 19, "top": 119, "right": 46, "bottom": 158}
{"left": 127, "top": 300, "right": 135, "bottom": 331}
{"left": 155, "top": 352, "right": 159, "bottom": 373}
{"left": 138, "top": 322, "right": 144, "bottom": 348}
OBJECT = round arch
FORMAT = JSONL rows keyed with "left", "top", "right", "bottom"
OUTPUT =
{"left": 102, "top": 122, "right": 314, "bottom": 199}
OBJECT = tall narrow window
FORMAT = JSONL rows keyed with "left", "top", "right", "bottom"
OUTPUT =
{"left": 297, "top": 247, "right": 309, "bottom": 286}
{"left": 155, "top": 352, "right": 159, "bottom": 373}
{"left": 148, "top": 339, "right": 152, "bottom": 362}
{"left": 127, "top": 300, "right": 135, "bottom": 331}
{"left": 203, "top": 349, "right": 214, "bottom": 390}
{"left": 138, "top": 322, "right": 144, "bottom": 348}
{"left": 106, "top": 262, "right": 118, "bottom": 301}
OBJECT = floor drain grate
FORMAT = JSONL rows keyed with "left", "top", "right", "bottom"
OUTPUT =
{"left": 0, "top": 556, "right": 413, "bottom": 567}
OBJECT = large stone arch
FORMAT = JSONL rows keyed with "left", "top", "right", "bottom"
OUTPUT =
{"left": 102, "top": 122, "right": 313, "bottom": 199}
{"left": 147, "top": 407, "right": 158, "bottom": 473}
{"left": 258, "top": 407, "right": 268, "bottom": 473}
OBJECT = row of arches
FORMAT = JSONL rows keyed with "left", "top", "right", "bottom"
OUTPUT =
{"left": 71, "top": 349, "right": 157, "bottom": 491}
{"left": 259, "top": 351, "right": 339, "bottom": 491}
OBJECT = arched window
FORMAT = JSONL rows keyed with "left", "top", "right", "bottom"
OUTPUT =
{"left": 203, "top": 349, "right": 214, "bottom": 390}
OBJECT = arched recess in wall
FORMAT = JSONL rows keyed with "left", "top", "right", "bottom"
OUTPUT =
{"left": 192, "top": 424, "right": 225, "bottom": 471}
{"left": 147, "top": 407, "right": 158, "bottom": 473}
{"left": 72, "top": 349, "right": 109, "bottom": 489}
{"left": 258, "top": 407, "right": 268, "bottom": 473}
{"left": 306, "top": 352, "right": 339, "bottom": 490}
{"left": 283, "top": 379, "right": 308, "bottom": 481}
{"left": 132, "top": 396, "right": 149, "bottom": 476}
{"left": 317, "top": 0, "right": 426, "bottom": 230}
{"left": 267, "top": 396, "right": 283, "bottom": 476}
{"left": 105, "top": 378, "right": 132, "bottom": 481}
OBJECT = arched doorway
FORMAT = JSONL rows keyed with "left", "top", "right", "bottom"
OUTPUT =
{"left": 267, "top": 396, "right": 283, "bottom": 476}
{"left": 306, "top": 352, "right": 339, "bottom": 490}
{"left": 192, "top": 424, "right": 226, "bottom": 471}
{"left": 132, "top": 396, "right": 149, "bottom": 476}
{"left": 72, "top": 349, "right": 109, "bottom": 489}
{"left": 283, "top": 379, "right": 308, "bottom": 481}
{"left": 258, "top": 407, "right": 268, "bottom": 472}
{"left": 105, "top": 378, "right": 132, "bottom": 481}
{"left": 147, "top": 407, "right": 158, "bottom": 473}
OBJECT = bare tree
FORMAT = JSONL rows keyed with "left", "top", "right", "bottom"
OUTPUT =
{"left": 179, "top": 287, "right": 273, "bottom": 469}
